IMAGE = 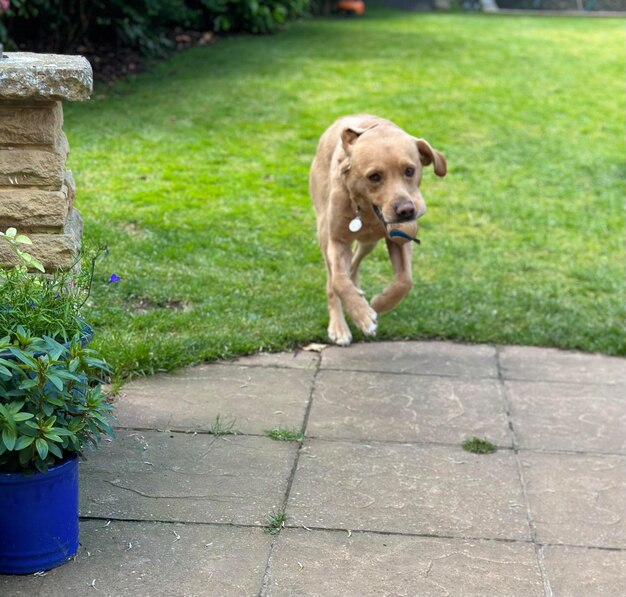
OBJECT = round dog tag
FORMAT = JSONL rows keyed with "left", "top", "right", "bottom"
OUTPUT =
{"left": 349, "top": 217, "right": 362, "bottom": 232}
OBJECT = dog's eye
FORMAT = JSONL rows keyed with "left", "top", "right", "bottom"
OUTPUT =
{"left": 405, "top": 167, "right": 415, "bottom": 177}
{"left": 368, "top": 172, "right": 382, "bottom": 183}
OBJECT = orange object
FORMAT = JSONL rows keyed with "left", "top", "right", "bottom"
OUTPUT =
{"left": 337, "top": 0, "right": 365, "bottom": 15}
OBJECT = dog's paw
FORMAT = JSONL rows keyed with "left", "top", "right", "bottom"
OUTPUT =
{"left": 352, "top": 305, "right": 378, "bottom": 337}
{"left": 363, "top": 321, "right": 378, "bottom": 336}
{"left": 328, "top": 321, "right": 352, "bottom": 346}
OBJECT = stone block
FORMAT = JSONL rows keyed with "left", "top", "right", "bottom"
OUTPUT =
{"left": 80, "top": 430, "right": 298, "bottom": 526}
{"left": 0, "top": 53, "right": 92, "bottom": 102}
{"left": 307, "top": 369, "right": 511, "bottom": 445}
{"left": 115, "top": 363, "right": 313, "bottom": 435}
{"left": 322, "top": 341, "right": 499, "bottom": 379}
{"left": 64, "top": 169, "right": 75, "bottom": 204}
{"left": 543, "top": 544, "right": 626, "bottom": 597}
{"left": 227, "top": 349, "right": 320, "bottom": 370}
{"left": 0, "top": 184, "right": 71, "bottom": 232}
{"left": 0, "top": 207, "right": 82, "bottom": 270}
{"left": 267, "top": 529, "right": 544, "bottom": 597}
{"left": 506, "top": 380, "right": 626, "bottom": 454}
{"left": 40, "top": 521, "right": 271, "bottom": 597}
{"left": 288, "top": 440, "right": 530, "bottom": 541}
{"left": 499, "top": 345, "right": 626, "bottom": 384}
{"left": 522, "top": 452, "right": 626, "bottom": 548}
{"left": 0, "top": 101, "right": 63, "bottom": 145}
{"left": 0, "top": 520, "right": 272, "bottom": 597}
{"left": 0, "top": 131, "right": 69, "bottom": 188}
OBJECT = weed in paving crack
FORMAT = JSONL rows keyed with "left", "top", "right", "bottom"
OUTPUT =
{"left": 462, "top": 437, "right": 498, "bottom": 454}
{"left": 266, "top": 427, "right": 304, "bottom": 442}
{"left": 209, "top": 415, "right": 238, "bottom": 437}
{"left": 265, "top": 509, "right": 286, "bottom": 535}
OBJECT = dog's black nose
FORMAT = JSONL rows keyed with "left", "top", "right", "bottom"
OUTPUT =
{"left": 395, "top": 201, "right": 416, "bottom": 221}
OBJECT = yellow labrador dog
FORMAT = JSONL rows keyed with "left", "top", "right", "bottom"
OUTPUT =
{"left": 310, "top": 114, "right": 447, "bottom": 346}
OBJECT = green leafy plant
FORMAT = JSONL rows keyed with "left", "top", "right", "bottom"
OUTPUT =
{"left": 0, "top": 328, "right": 113, "bottom": 473}
{"left": 0, "top": 0, "right": 200, "bottom": 55}
{"left": 193, "top": 0, "right": 309, "bottom": 34}
{"left": 0, "top": 229, "right": 113, "bottom": 473}
{"left": 0, "top": 228, "right": 99, "bottom": 341}
{"left": 0, "top": 0, "right": 311, "bottom": 56}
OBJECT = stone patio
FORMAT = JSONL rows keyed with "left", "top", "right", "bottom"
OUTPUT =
{"left": 1, "top": 341, "right": 625, "bottom": 596}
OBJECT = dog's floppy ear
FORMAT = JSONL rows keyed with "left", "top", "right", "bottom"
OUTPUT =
{"left": 341, "top": 127, "right": 366, "bottom": 155}
{"left": 416, "top": 138, "right": 447, "bottom": 177}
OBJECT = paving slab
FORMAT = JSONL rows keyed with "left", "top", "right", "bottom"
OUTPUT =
{"left": 499, "top": 346, "right": 626, "bottom": 384}
{"left": 506, "top": 380, "right": 626, "bottom": 453}
{"left": 543, "top": 545, "right": 626, "bottom": 597}
{"left": 114, "top": 364, "right": 313, "bottom": 435}
{"left": 225, "top": 350, "right": 320, "bottom": 370}
{"left": 0, "top": 573, "right": 43, "bottom": 596}
{"left": 308, "top": 369, "right": 511, "bottom": 445}
{"left": 38, "top": 520, "right": 270, "bottom": 597}
{"left": 521, "top": 452, "right": 626, "bottom": 548}
{"left": 81, "top": 430, "right": 297, "bottom": 526}
{"left": 321, "top": 341, "right": 499, "bottom": 378}
{"left": 267, "top": 528, "right": 544, "bottom": 597}
{"left": 289, "top": 440, "right": 530, "bottom": 541}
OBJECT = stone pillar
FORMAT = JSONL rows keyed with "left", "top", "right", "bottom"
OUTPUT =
{"left": 0, "top": 52, "right": 92, "bottom": 270}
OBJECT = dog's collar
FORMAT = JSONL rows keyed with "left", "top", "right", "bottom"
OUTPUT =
{"left": 372, "top": 205, "right": 387, "bottom": 228}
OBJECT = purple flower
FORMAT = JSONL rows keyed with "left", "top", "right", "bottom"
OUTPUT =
{"left": 0, "top": 0, "right": 9, "bottom": 14}
{"left": 108, "top": 273, "right": 121, "bottom": 284}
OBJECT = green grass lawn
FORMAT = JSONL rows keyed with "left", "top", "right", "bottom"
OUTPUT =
{"left": 64, "top": 8, "right": 626, "bottom": 384}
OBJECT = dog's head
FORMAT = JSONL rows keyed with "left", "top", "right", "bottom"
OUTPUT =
{"left": 340, "top": 124, "right": 446, "bottom": 233}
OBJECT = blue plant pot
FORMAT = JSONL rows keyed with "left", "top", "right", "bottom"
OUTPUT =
{"left": 0, "top": 455, "right": 79, "bottom": 574}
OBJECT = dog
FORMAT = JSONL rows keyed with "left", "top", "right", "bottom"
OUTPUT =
{"left": 309, "top": 114, "right": 447, "bottom": 346}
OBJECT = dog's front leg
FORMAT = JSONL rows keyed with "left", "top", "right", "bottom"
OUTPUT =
{"left": 327, "top": 240, "right": 378, "bottom": 343}
{"left": 371, "top": 240, "right": 413, "bottom": 314}
{"left": 324, "top": 253, "right": 352, "bottom": 346}
{"left": 350, "top": 241, "right": 377, "bottom": 296}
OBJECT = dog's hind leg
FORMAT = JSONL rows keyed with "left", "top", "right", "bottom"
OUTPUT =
{"left": 350, "top": 241, "right": 377, "bottom": 296}
{"left": 371, "top": 240, "right": 413, "bottom": 313}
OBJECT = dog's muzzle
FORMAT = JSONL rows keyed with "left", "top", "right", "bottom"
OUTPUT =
{"left": 373, "top": 205, "right": 421, "bottom": 245}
